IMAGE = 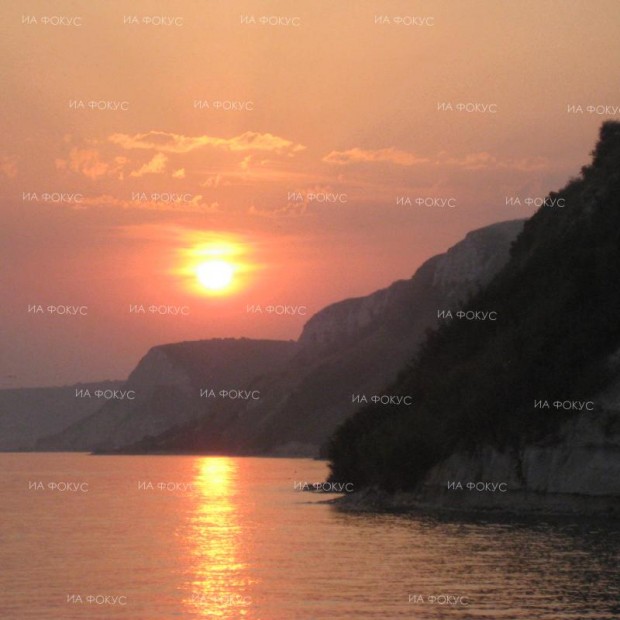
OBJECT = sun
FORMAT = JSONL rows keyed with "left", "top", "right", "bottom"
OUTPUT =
{"left": 196, "top": 260, "right": 235, "bottom": 292}
{"left": 173, "top": 231, "right": 257, "bottom": 297}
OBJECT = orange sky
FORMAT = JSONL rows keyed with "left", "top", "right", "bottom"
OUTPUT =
{"left": 1, "top": 0, "right": 619, "bottom": 386}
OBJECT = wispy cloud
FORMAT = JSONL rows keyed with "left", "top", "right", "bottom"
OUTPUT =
{"left": 248, "top": 203, "right": 309, "bottom": 218}
{"left": 248, "top": 184, "right": 345, "bottom": 218}
{"left": 75, "top": 194, "right": 220, "bottom": 214}
{"left": 440, "top": 151, "right": 548, "bottom": 171}
{"left": 201, "top": 174, "right": 222, "bottom": 188}
{"left": 129, "top": 153, "right": 168, "bottom": 177}
{"left": 323, "top": 147, "right": 428, "bottom": 166}
{"left": 323, "top": 146, "right": 549, "bottom": 172}
{"left": 109, "top": 130, "right": 306, "bottom": 155}
{"left": 55, "top": 148, "right": 128, "bottom": 180}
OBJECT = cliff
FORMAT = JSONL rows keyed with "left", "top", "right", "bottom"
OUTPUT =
{"left": 328, "top": 121, "right": 620, "bottom": 511}
{"left": 120, "top": 219, "right": 523, "bottom": 456}
{"left": 299, "top": 220, "right": 521, "bottom": 350}
{"left": 35, "top": 219, "right": 523, "bottom": 456}
{"left": 37, "top": 339, "right": 297, "bottom": 451}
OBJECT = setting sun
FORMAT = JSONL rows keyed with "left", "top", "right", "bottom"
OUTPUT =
{"left": 172, "top": 230, "right": 258, "bottom": 297}
{"left": 196, "top": 260, "right": 235, "bottom": 292}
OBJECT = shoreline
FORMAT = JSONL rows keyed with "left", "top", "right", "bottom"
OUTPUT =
{"left": 331, "top": 486, "right": 620, "bottom": 520}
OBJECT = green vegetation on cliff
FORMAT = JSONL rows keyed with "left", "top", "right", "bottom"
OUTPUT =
{"left": 328, "top": 122, "right": 620, "bottom": 492}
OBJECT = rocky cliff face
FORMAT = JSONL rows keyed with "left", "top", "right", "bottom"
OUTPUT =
{"left": 379, "top": 403, "right": 620, "bottom": 515}
{"left": 123, "top": 219, "right": 523, "bottom": 457}
{"left": 300, "top": 220, "right": 522, "bottom": 350}
{"left": 38, "top": 339, "right": 297, "bottom": 451}
{"left": 431, "top": 221, "right": 522, "bottom": 301}
{"left": 37, "top": 220, "right": 524, "bottom": 455}
{"left": 338, "top": 389, "right": 620, "bottom": 516}
{"left": 421, "top": 411, "right": 620, "bottom": 495}
{"left": 328, "top": 121, "right": 620, "bottom": 510}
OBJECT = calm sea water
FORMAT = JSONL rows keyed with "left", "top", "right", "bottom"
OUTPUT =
{"left": 0, "top": 454, "right": 618, "bottom": 620}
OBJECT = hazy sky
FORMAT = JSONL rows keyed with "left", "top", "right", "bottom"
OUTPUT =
{"left": 1, "top": 0, "right": 619, "bottom": 387}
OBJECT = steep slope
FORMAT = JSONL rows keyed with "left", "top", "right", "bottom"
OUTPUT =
{"left": 328, "top": 121, "right": 620, "bottom": 507}
{"left": 125, "top": 219, "right": 523, "bottom": 456}
{"left": 38, "top": 339, "right": 297, "bottom": 451}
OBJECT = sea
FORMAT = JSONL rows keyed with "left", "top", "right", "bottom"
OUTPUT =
{"left": 0, "top": 454, "right": 618, "bottom": 619}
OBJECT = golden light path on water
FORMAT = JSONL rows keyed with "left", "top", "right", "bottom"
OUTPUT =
{"left": 182, "top": 458, "right": 255, "bottom": 618}
{"left": 0, "top": 454, "right": 617, "bottom": 619}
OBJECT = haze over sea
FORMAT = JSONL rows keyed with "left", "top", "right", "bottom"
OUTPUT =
{"left": 1, "top": 454, "right": 618, "bottom": 619}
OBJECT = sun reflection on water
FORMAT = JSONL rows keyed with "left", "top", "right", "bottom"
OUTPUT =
{"left": 182, "top": 457, "right": 254, "bottom": 618}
